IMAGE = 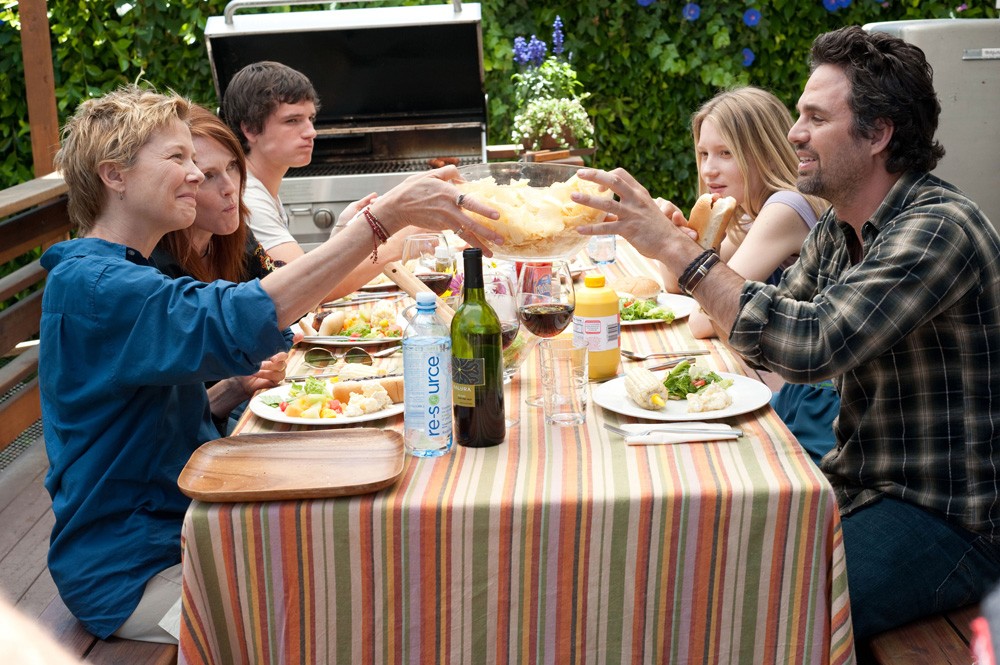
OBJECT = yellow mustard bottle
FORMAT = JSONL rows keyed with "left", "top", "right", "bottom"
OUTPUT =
{"left": 572, "top": 273, "right": 621, "bottom": 380}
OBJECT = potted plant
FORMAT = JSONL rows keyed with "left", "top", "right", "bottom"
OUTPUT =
{"left": 510, "top": 17, "right": 595, "bottom": 152}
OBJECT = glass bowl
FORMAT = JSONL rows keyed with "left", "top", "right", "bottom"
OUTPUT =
{"left": 502, "top": 328, "right": 541, "bottom": 380}
{"left": 455, "top": 162, "right": 612, "bottom": 261}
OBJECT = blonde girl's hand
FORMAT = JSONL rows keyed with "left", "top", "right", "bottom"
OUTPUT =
{"left": 654, "top": 197, "right": 698, "bottom": 241}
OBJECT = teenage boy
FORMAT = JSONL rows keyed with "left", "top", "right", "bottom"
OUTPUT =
{"left": 222, "top": 61, "right": 424, "bottom": 294}
{"left": 221, "top": 61, "right": 326, "bottom": 265}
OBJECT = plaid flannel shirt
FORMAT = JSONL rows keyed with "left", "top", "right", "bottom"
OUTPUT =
{"left": 729, "top": 171, "right": 1000, "bottom": 538}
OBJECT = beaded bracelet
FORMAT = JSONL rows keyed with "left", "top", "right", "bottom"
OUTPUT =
{"left": 677, "top": 249, "right": 720, "bottom": 297}
{"left": 362, "top": 206, "right": 389, "bottom": 263}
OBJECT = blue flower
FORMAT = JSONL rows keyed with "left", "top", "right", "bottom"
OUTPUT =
{"left": 837, "top": 0, "right": 852, "bottom": 7}
{"left": 742, "top": 48, "right": 755, "bottom": 66}
{"left": 552, "top": 16, "right": 565, "bottom": 55}
{"left": 683, "top": 3, "right": 701, "bottom": 20}
{"left": 513, "top": 36, "right": 530, "bottom": 66}
{"left": 637, "top": 0, "right": 656, "bottom": 5}
{"left": 743, "top": 8, "right": 761, "bottom": 26}
{"left": 527, "top": 35, "right": 547, "bottom": 67}
{"left": 823, "top": 0, "right": 838, "bottom": 10}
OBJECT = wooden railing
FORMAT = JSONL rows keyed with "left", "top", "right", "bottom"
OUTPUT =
{"left": 0, "top": 173, "right": 70, "bottom": 450}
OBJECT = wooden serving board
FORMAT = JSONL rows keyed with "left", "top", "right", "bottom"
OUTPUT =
{"left": 178, "top": 429, "right": 404, "bottom": 502}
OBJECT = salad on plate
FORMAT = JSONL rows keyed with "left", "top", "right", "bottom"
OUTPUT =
{"left": 258, "top": 376, "right": 393, "bottom": 420}
{"left": 662, "top": 360, "right": 732, "bottom": 400}
{"left": 619, "top": 297, "right": 675, "bottom": 323}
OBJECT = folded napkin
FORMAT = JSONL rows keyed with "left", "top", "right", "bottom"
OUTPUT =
{"left": 619, "top": 422, "right": 741, "bottom": 446}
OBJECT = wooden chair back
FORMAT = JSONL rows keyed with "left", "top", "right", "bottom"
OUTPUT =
{"left": 0, "top": 175, "right": 70, "bottom": 451}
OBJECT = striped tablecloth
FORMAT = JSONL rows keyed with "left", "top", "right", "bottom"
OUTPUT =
{"left": 178, "top": 244, "right": 856, "bottom": 665}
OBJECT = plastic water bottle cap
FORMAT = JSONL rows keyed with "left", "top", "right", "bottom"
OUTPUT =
{"left": 584, "top": 274, "right": 606, "bottom": 288}
{"left": 435, "top": 245, "right": 451, "bottom": 260}
{"left": 415, "top": 291, "right": 437, "bottom": 308}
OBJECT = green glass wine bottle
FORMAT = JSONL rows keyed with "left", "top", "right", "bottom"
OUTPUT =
{"left": 451, "top": 248, "right": 506, "bottom": 447}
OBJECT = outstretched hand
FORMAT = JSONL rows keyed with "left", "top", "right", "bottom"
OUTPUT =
{"left": 571, "top": 168, "right": 696, "bottom": 258}
{"left": 371, "top": 166, "right": 504, "bottom": 256}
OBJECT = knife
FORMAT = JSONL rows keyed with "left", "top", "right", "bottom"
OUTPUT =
{"left": 282, "top": 372, "right": 402, "bottom": 383}
{"left": 303, "top": 335, "right": 400, "bottom": 343}
{"left": 603, "top": 423, "right": 743, "bottom": 438}
{"left": 321, "top": 293, "right": 406, "bottom": 308}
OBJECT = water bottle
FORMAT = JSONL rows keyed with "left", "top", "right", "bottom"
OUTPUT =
{"left": 403, "top": 292, "right": 453, "bottom": 457}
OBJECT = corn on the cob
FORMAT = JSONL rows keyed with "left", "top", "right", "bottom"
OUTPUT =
{"left": 625, "top": 367, "right": 668, "bottom": 410}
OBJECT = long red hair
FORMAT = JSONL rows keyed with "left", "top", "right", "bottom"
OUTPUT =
{"left": 158, "top": 105, "right": 251, "bottom": 283}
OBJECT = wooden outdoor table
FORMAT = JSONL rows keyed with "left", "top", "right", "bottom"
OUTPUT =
{"left": 177, "top": 243, "right": 856, "bottom": 665}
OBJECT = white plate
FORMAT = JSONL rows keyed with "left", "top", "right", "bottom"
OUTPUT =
{"left": 305, "top": 336, "right": 402, "bottom": 347}
{"left": 299, "top": 311, "right": 403, "bottom": 347}
{"left": 620, "top": 293, "right": 697, "bottom": 326}
{"left": 358, "top": 281, "right": 399, "bottom": 292}
{"left": 249, "top": 384, "right": 404, "bottom": 426}
{"left": 592, "top": 372, "right": 771, "bottom": 422}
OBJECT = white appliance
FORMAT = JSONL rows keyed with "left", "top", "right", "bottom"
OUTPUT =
{"left": 864, "top": 19, "right": 1000, "bottom": 229}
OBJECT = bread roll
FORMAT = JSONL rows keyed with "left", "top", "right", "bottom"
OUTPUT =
{"left": 332, "top": 376, "right": 404, "bottom": 404}
{"left": 609, "top": 276, "right": 661, "bottom": 300}
{"left": 687, "top": 194, "right": 737, "bottom": 250}
{"left": 297, "top": 316, "right": 317, "bottom": 336}
{"left": 318, "top": 310, "right": 345, "bottom": 336}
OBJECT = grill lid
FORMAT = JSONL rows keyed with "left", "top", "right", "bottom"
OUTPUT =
{"left": 205, "top": 3, "right": 486, "bottom": 131}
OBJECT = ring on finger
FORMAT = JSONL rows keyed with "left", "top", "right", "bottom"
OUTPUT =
{"left": 456, "top": 193, "right": 466, "bottom": 207}
{"left": 456, "top": 226, "right": 467, "bottom": 237}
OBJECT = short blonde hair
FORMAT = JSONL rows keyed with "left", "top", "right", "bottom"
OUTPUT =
{"left": 691, "top": 86, "right": 827, "bottom": 244}
{"left": 54, "top": 85, "right": 192, "bottom": 234}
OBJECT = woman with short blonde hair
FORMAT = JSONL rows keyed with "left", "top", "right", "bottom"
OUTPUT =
{"left": 41, "top": 84, "right": 501, "bottom": 644}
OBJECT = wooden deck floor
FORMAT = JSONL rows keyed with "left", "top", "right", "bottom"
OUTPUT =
{"left": 0, "top": 434, "right": 58, "bottom": 620}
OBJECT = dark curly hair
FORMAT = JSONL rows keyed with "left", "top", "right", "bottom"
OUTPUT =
{"left": 220, "top": 61, "right": 320, "bottom": 156}
{"left": 810, "top": 26, "right": 944, "bottom": 174}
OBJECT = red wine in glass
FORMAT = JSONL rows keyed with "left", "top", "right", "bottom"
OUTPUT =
{"left": 518, "top": 303, "right": 574, "bottom": 338}
{"left": 500, "top": 322, "right": 519, "bottom": 349}
{"left": 416, "top": 272, "right": 452, "bottom": 296}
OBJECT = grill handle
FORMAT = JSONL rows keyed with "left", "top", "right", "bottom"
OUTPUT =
{"left": 225, "top": 0, "right": 463, "bottom": 24}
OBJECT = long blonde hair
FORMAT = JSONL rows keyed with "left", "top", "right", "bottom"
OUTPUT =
{"left": 691, "top": 86, "right": 827, "bottom": 244}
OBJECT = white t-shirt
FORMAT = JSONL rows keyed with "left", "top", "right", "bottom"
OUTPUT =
{"left": 244, "top": 173, "right": 295, "bottom": 251}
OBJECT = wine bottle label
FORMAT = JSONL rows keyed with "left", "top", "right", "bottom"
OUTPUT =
{"left": 452, "top": 356, "right": 484, "bottom": 407}
{"left": 572, "top": 314, "right": 620, "bottom": 352}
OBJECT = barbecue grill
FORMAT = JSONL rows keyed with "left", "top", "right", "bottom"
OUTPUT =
{"left": 205, "top": 0, "right": 487, "bottom": 249}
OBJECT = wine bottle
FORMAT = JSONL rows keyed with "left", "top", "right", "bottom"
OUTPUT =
{"left": 451, "top": 248, "right": 506, "bottom": 447}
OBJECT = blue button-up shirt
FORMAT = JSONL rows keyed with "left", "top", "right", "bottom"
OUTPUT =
{"left": 39, "top": 238, "right": 292, "bottom": 638}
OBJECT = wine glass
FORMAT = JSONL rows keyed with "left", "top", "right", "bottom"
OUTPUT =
{"left": 484, "top": 270, "right": 521, "bottom": 426}
{"left": 401, "top": 232, "right": 453, "bottom": 296}
{"left": 516, "top": 261, "right": 576, "bottom": 406}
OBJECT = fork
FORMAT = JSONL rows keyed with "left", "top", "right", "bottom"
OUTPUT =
{"left": 647, "top": 356, "right": 698, "bottom": 371}
{"left": 603, "top": 423, "right": 743, "bottom": 438}
{"left": 621, "top": 349, "right": 709, "bottom": 361}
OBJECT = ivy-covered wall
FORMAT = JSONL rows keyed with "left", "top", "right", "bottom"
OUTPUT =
{"left": 1, "top": 0, "right": 994, "bottom": 202}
